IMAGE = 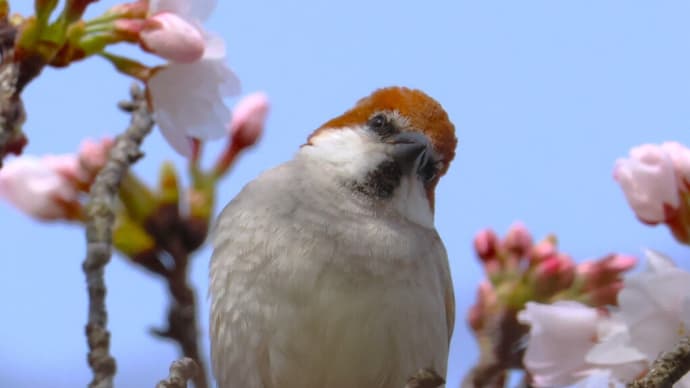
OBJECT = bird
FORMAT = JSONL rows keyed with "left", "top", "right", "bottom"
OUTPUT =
{"left": 209, "top": 86, "right": 458, "bottom": 388}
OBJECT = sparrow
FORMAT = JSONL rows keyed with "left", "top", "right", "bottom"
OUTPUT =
{"left": 210, "top": 86, "right": 457, "bottom": 388}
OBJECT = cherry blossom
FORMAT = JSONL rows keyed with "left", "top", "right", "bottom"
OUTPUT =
{"left": 503, "top": 221, "right": 533, "bottom": 256}
{"left": 611, "top": 250, "right": 690, "bottom": 367}
{"left": 614, "top": 144, "right": 681, "bottom": 224}
{"left": 144, "top": 0, "right": 241, "bottom": 156}
{"left": 0, "top": 156, "right": 82, "bottom": 220}
{"left": 519, "top": 301, "right": 647, "bottom": 387}
{"left": 139, "top": 12, "right": 205, "bottom": 63}
{"left": 661, "top": 141, "right": 690, "bottom": 191}
{"left": 148, "top": 40, "right": 240, "bottom": 155}
{"left": 473, "top": 228, "right": 499, "bottom": 262}
{"left": 573, "top": 370, "right": 626, "bottom": 388}
{"left": 520, "top": 250, "right": 690, "bottom": 387}
{"left": 518, "top": 301, "right": 605, "bottom": 387}
{"left": 576, "top": 250, "right": 690, "bottom": 386}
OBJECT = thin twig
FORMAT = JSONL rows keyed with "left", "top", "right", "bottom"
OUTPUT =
{"left": 83, "top": 83, "right": 154, "bottom": 388}
{"left": 146, "top": 207, "right": 209, "bottom": 388}
{"left": 461, "top": 307, "right": 525, "bottom": 388}
{"left": 628, "top": 336, "right": 690, "bottom": 388}
{"left": 156, "top": 357, "right": 199, "bottom": 388}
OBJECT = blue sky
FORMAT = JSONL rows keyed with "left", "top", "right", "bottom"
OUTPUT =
{"left": 2, "top": 1, "right": 690, "bottom": 387}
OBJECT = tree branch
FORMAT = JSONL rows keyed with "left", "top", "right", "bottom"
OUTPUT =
{"left": 0, "top": 16, "right": 28, "bottom": 165}
{"left": 83, "top": 83, "right": 154, "bottom": 388}
{"left": 461, "top": 307, "right": 525, "bottom": 388}
{"left": 628, "top": 336, "right": 690, "bottom": 388}
{"left": 156, "top": 357, "right": 199, "bottom": 388}
{"left": 146, "top": 205, "right": 209, "bottom": 388}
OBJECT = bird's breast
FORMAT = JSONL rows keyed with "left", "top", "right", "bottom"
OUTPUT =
{"left": 210, "top": 164, "right": 450, "bottom": 388}
{"left": 221, "top": 248, "right": 449, "bottom": 388}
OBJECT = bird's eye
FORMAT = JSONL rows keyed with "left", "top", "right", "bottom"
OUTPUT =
{"left": 368, "top": 114, "right": 394, "bottom": 136}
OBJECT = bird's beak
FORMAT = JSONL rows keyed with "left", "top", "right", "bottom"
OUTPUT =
{"left": 387, "top": 132, "right": 438, "bottom": 181}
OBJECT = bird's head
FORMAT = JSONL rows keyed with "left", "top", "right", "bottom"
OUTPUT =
{"left": 299, "top": 87, "right": 457, "bottom": 227}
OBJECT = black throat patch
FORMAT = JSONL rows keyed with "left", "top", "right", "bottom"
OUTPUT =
{"left": 350, "top": 160, "right": 403, "bottom": 199}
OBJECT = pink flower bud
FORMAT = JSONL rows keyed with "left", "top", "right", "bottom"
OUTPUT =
{"left": 661, "top": 141, "right": 690, "bottom": 191}
{"left": 0, "top": 156, "right": 82, "bottom": 220}
{"left": 530, "top": 235, "right": 557, "bottom": 263}
{"left": 556, "top": 254, "right": 576, "bottom": 289}
{"left": 140, "top": 12, "right": 205, "bottom": 63}
{"left": 614, "top": 144, "right": 681, "bottom": 224}
{"left": 43, "top": 154, "right": 85, "bottom": 184}
{"left": 586, "top": 281, "right": 624, "bottom": 307}
{"left": 601, "top": 254, "right": 637, "bottom": 274}
{"left": 576, "top": 260, "right": 595, "bottom": 277}
{"left": 577, "top": 254, "right": 637, "bottom": 292}
{"left": 78, "top": 137, "right": 114, "bottom": 176}
{"left": 533, "top": 253, "right": 576, "bottom": 296}
{"left": 210, "top": 92, "right": 270, "bottom": 177}
{"left": 230, "top": 92, "right": 270, "bottom": 149}
{"left": 534, "top": 256, "right": 561, "bottom": 279}
{"left": 473, "top": 228, "right": 499, "bottom": 262}
{"left": 503, "top": 222, "right": 533, "bottom": 256}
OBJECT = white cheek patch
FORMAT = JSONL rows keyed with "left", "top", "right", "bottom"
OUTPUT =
{"left": 300, "top": 127, "right": 389, "bottom": 182}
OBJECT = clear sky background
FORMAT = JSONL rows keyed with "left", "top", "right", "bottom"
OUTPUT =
{"left": 2, "top": 1, "right": 690, "bottom": 387}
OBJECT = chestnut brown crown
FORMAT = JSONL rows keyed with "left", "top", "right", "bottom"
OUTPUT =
{"left": 310, "top": 86, "right": 457, "bottom": 178}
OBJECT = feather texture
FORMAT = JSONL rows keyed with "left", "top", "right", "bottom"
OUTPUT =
{"left": 210, "top": 156, "right": 453, "bottom": 388}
